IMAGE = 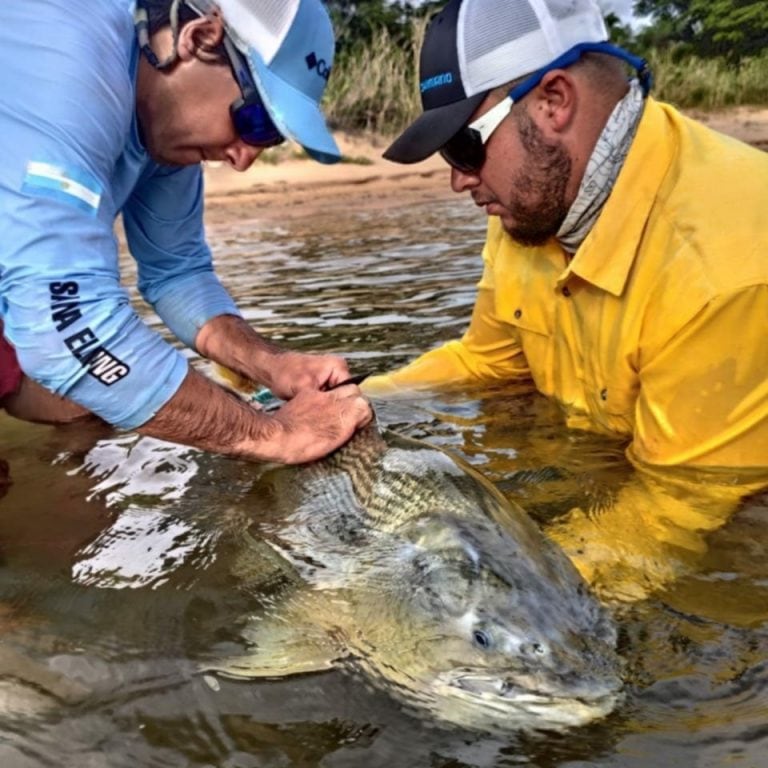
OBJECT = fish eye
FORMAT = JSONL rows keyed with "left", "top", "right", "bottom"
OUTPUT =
{"left": 472, "top": 629, "right": 492, "bottom": 650}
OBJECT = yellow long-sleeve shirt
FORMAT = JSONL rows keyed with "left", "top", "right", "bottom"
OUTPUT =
{"left": 365, "top": 98, "right": 768, "bottom": 470}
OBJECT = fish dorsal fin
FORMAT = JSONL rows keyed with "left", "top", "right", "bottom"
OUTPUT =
{"left": 201, "top": 594, "right": 345, "bottom": 680}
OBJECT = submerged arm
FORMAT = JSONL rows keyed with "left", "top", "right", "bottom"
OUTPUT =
{"left": 546, "top": 462, "right": 764, "bottom": 603}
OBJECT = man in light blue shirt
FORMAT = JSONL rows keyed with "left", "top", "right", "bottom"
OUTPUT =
{"left": 0, "top": 0, "right": 371, "bottom": 463}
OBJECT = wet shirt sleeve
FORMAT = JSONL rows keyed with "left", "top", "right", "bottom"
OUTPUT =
{"left": 0, "top": 7, "right": 189, "bottom": 429}
{"left": 546, "top": 460, "right": 754, "bottom": 602}
{"left": 364, "top": 224, "right": 530, "bottom": 397}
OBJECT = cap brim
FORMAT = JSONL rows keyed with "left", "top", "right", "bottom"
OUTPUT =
{"left": 383, "top": 93, "right": 486, "bottom": 164}
{"left": 247, "top": 51, "right": 341, "bottom": 165}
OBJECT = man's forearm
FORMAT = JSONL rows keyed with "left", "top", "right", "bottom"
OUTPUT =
{"left": 137, "top": 365, "right": 281, "bottom": 460}
{"left": 195, "top": 313, "right": 281, "bottom": 387}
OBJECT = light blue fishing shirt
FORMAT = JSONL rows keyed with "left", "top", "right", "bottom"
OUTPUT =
{"left": 0, "top": 0, "right": 240, "bottom": 428}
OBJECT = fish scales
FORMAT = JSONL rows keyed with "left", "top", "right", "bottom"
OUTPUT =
{"left": 312, "top": 426, "right": 482, "bottom": 531}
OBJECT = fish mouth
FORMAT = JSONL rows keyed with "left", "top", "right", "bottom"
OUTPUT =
{"left": 421, "top": 670, "right": 623, "bottom": 731}
{"left": 447, "top": 671, "right": 622, "bottom": 710}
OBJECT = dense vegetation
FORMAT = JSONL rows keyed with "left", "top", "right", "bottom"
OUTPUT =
{"left": 323, "top": 0, "right": 768, "bottom": 133}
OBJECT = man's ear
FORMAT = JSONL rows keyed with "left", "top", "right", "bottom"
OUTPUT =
{"left": 529, "top": 69, "right": 577, "bottom": 134}
{"left": 176, "top": 12, "right": 226, "bottom": 63}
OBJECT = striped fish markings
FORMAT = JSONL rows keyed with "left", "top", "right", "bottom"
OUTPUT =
{"left": 210, "top": 423, "right": 622, "bottom": 733}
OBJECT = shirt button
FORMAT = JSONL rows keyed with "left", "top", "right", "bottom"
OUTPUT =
{"left": 561, "top": 286, "right": 571, "bottom": 297}
{"left": 514, "top": 309, "right": 522, "bottom": 319}
{"left": 600, "top": 388, "right": 608, "bottom": 401}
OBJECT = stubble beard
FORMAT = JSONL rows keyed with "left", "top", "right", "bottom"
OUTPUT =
{"left": 503, "top": 111, "right": 572, "bottom": 247}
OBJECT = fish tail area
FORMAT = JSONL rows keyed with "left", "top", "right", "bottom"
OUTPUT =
{"left": 211, "top": 364, "right": 258, "bottom": 396}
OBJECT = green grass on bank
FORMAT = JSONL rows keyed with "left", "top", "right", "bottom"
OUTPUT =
{"left": 647, "top": 49, "right": 768, "bottom": 110}
{"left": 325, "top": 21, "right": 425, "bottom": 135}
{"left": 325, "top": 35, "right": 768, "bottom": 136}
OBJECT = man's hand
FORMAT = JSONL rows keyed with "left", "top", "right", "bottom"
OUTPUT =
{"left": 191, "top": 314, "right": 374, "bottom": 461}
{"left": 263, "top": 383, "right": 372, "bottom": 464}
{"left": 197, "top": 315, "right": 353, "bottom": 398}
{"left": 265, "top": 350, "right": 351, "bottom": 400}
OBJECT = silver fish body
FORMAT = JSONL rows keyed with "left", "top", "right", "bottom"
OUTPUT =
{"left": 212, "top": 423, "right": 622, "bottom": 733}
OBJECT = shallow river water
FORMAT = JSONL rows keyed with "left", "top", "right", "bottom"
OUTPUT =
{"left": 0, "top": 198, "right": 766, "bottom": 767}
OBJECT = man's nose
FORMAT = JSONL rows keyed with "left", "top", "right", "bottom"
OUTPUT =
{"left": 450, "top": 165, "right": 481, "bottom": 193}
{"left": 225, "top": 141, "right": 264, "bottom": 172}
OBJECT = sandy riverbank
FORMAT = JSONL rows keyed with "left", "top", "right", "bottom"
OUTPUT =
{"left": 201, "top": 106, "right": 768, "bottom": 224}
{"left": 202, "top": 131, "right": 455, "bottom": 224}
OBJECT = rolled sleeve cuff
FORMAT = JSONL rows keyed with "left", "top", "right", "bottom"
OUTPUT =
{"left": 152, "top": 272, "right": 241, "bottom": 349}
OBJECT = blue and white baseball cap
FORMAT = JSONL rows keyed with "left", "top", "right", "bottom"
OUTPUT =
{"left": 190, "top": 0, "right": 341, "bottom": 164}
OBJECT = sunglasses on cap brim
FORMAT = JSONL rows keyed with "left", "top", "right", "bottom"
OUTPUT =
{"left": 439, "top": 42, "right": 652, "bottom": 174}
{"left": 221, "top": 35, "right": 285, "bottom": 149}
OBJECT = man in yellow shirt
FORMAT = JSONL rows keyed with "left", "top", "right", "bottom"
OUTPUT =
{"left": 366, "top": 0, "right": 768, "bottom": 598}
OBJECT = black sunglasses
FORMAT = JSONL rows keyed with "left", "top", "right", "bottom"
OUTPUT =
{"left": 439, "top": 92, "right": 516, "bottom": 174}
{"left": 221, "top": 35, "right": 285, "bottom": 148}
{"left": 439, "top": 42, "right": 651, "bottom": 175}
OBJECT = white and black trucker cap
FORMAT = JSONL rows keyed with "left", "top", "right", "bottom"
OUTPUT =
{"left": 384, "top": 0, "right": 609, "bottom": 163}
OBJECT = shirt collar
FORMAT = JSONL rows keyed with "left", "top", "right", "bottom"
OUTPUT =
{"left": 559, "top": 98, "right": 676, "bottom": 297}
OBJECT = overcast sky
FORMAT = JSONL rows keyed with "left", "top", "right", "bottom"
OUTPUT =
{"left": 598, "top": 0, "right": 646, "bottom": 28}
{"left": 406, "top": 1, "right": 645, "bottom": 29}
{"left": 404, "top": 1, "right": 647, "bottom": 31}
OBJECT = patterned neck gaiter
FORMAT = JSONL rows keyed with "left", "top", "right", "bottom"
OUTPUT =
{"left": 556, "top": 80, "right": 646, "bottom": 255}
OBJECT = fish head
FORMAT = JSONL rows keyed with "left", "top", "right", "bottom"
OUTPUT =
{"left": 355, "top": 496, "right": 623, "bottom": 733}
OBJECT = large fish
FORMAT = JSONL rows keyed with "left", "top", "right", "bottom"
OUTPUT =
{"left": 207, "top": 422, "right": 622, "bottom": 733}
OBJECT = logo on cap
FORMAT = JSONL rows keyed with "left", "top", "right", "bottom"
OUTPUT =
{"left": 420, "top": 71, "right": 454, "bottom": 93}
{"left": 305, "top": 52, "right": 330, "bottom": 81}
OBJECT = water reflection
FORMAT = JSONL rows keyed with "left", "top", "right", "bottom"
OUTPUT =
{"left": 0, "top": 199, "right": 767, "bottom": 766}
